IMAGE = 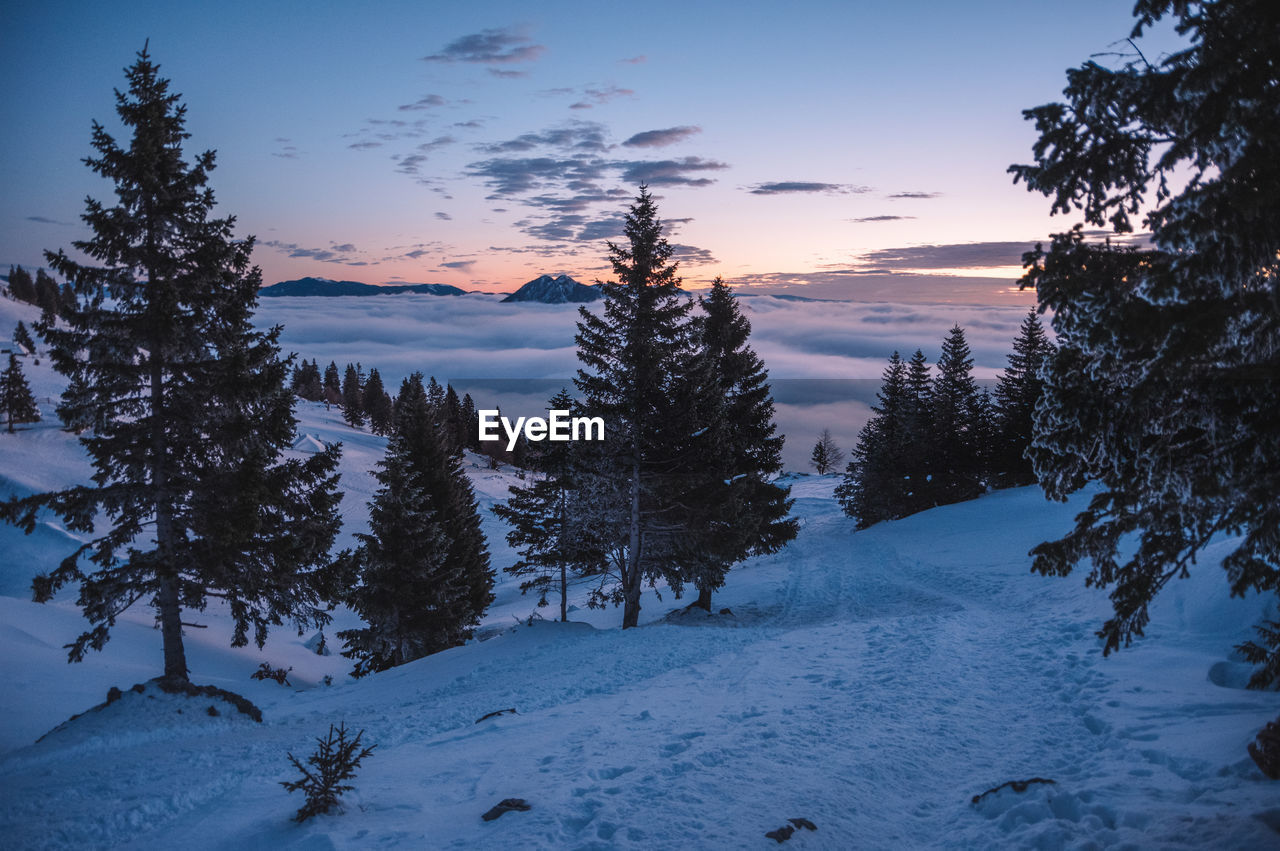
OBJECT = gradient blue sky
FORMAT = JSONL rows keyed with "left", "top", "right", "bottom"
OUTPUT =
{"left": 2, "top": 1, "right": 1181, "bottom": 300}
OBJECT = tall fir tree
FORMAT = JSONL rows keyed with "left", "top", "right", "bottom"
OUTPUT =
{"left": 574, "top": 186, "right": 697, "bottom": 628}
{"left": 1009, "top": 0, "right": 1280, "bottom": 665}
{"left": 493, "top": 388, "right": 584, "bottom": 621}
{"left": 322, "top": 360, "right": 341, "bottom": 405}
{"left": 0, "top": 48, "right": 344, "bottom": 682}
{"left": 7, "top": 266, "right": 37, "bottom": 305}
{"left": 926, "top": 325, "right": 986, "bottom": 506}
{"left": 339, "top": 373, "right": 492, "bottom": 675}
{"left": 902, "top": 348, "right": 934, "bottom": 513}
{"left": 991, "top": 309, "right": 1055, "bottom": 489}
{"left": 34, "top": 269, "right": 61, "bottom": 322}
{"left": 362, "top": 368, "right": 393, "bottom": 436}
{"left": 340, "top": 362, "right": 364, "bottom": 427}
{"left": 678, "top": 278, "right": 796, "bottom": 610}
{"left": 1, "top": 353, "right": 40, "bottom": 432}
{"left": 460, "top": 393, "right": 479, "bottom": 451}
{"left": 836, "top": 352, "right": 913, "bottom": 527}
{"left": 13, "top": 321, "right": 36, "bottom": 354}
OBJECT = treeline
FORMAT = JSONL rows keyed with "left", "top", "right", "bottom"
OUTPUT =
{"left": 288, "top": 359, "right": 533, "bottom": 467}
{"left": 4, "top": 265, "right": 75, "bottom": 320}
{"left": 496, "top": 188, "right": 798, "bottom": 627}
{"left": 834, "top": 311, "right": 1054, "bottom": 527}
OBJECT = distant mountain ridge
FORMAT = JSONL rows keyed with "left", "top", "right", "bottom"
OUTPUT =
{"left": 501, "top": 274, "right": 600, "bottom": 304}
{"left": 259, "top": 277, "right": 468, "bottom": 297}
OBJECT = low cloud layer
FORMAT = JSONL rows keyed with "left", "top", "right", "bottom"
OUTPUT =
{"left": 255, "top": 293, "right": 1043, "bottom": 468}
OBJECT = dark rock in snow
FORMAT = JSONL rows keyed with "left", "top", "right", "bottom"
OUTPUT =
{"left": 765, "top": 825, "right": 794, "bottom": 843}
{"left": 971, "top": 777, "right": 1056, "bottom": 805}
{"left": 482, "top": 798, "right": 531, "bottom": 821}
{"left": 475, "top": 708, "right": 518, "bottom": 724}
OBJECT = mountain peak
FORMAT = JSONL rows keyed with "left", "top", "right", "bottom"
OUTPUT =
{"left": 501, "top": 274, "right": 600, "bottom": 304}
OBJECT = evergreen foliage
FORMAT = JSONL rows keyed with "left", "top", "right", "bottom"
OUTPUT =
{"left": 836, "top": 353, "right": 913, "bottom": 527}
{"left": 322, "top": 361, "right": 341, "bottom": 405}
{"left": 291, "top": 359, "right": 324, "bottom": 402}
{"left": 493, "top": 388, "right": 585, "bottom": 622}
{"left": 573, "top": 186, "right": 697, "bottom": 628}
{"left": 677, "top": 277, "right": 796, "bottom": 610}
{"left": 34, "top": 269, "right": 61, "bottom": 320}
{"left": 339, "top": 373, "right": 493, "bottom": 675}
{"left": 0, "top": 48, "right": 344, "bottom": 682}
{"left": 281, "top": 722, "right": 376, "bottom": 822}
{"left": 810, "top": 429, "right": 843, "bottom": 475}
{"left": 926, "top": 325, "right": 985, "bottom": 506}
{"left": 362, "top": 368, "right": 393, "bottom": 435}
{"left": 7, "top": 266, "right": 37, "bottom": 304}
{"left": 991, "top": 309, "right": 1055, "bottom": 488}
{"left": 13, "top": 321, "right": 36, "bottom": 354}
{"left": 1009, "top": 0, "right": 1280, "bottom": 655}
{"left": 1, "top": 353, "right": 40, "bottom": 432}
{"left": 340, "top": 363, "right": 364, "bottom": 427}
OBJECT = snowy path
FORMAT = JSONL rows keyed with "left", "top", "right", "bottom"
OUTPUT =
{"left": 1, "top": 481, "right": 1277, "bottom": 849}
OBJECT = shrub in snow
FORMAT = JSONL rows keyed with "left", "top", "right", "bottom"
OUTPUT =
{"left": 251, "top": 662, "right": 292, "bottom": 686}
{"left": 281, "top": 722, "right": 376, "bottom": 822}
{"left": 1249, "top": 716, "right": 1280, "bottom": 780}
{"left": 1236, "top": 620, "right": 1280, "bottom": 691}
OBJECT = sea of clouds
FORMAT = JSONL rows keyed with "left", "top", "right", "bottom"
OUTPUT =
{"left": 253, "top": 293, "right": 1042, "bottom": 469}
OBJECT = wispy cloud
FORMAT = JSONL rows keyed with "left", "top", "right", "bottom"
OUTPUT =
{"left": 850, "top": 215, "right": 916, "bottom": 223}
{"left": 477, "top": 122, "right": 610, "bottom": 154}
{"left": 618, "top": 156, "right": 728, "bottom": 187}
{"left": 619, "top": 55, "right": 647, "bottom": 64}
{"left": 748, "top": 182, "right": 869, "bottom": 195}
{"left": 856, "top": 240, "right": 1034, "bottom": 270}
{"left": 26, "top": 215, "right": 74, "bottom": 226}
{"left": 261, "top": 240, "right": 367, "bottom": 266}
{"left": 442, "top": 260, "right": 476, "bottom": 272}
{"left": 887, "top": 191, "right": 941, "bottom": 200}
{"left": 671, "top": 243, "right": 717, "bottom": 265}
{"left": 422, "top": 27, "right": 545, "bottom": 64}
{"left": 622, "top": 126, "right": 701, "bottom": 148}
{"left": 435, "top": 212, "right": 453, "bottom": 221}
{"left": 348, "top": 140, "right": 383, "bottom": 150}
{"left": 568, "top": 85, "right": 635, "bottom": 109}
{"left": 398, "top": 94, "right": 446, "bottom": 111}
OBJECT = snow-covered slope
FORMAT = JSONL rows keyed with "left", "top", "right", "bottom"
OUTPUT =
{"left": 1, "top": 293, "right": 1277, "bottom": 849}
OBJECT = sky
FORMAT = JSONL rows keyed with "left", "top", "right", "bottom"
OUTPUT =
{"left": 1, "top": 0, "right": 1182, "bottom": 301}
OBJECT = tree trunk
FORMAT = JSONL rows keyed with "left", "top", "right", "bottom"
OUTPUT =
{"left": 560, "top": 562, "right": 568, "bottom": 623}
{"left": 156, "top": 575, "right": 188, "bottom": 682}
{"left": 151, "top": 342, "right": 188, "bottom": 684}
{"left": 623, "top": 456, "right": 642, "bottom": 629}
{"left": 693, "top": 585, "right": 712, "bottom": 611}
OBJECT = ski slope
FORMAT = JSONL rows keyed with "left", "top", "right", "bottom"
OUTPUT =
{"left": 0, "top": 293, "right": 1278, "bottom": 848}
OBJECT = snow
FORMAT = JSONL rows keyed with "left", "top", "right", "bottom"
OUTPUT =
{"left": 0, "top": 293, "right": 1278, "bottom": 848}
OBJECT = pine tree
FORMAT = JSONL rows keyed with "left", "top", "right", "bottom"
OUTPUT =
{"left": 340, "top": 362, "right": 364, "bottom": 427}
{"left": 460, "top": 393, "right": 479, "bottom": 451}
{"left": 339, "top": 373, "right": 493, "bottom": 674}
{"left": 0, "top": 47, "right": 344, "bottom": 682}
{"left": 837, "top": 352, "right": 912, "bottom": 527}
{"left": 926, "top": 325, "right": 985, "bottom": 506}
{"left": 1009, "top": 0, "right": 1280, "bottom": 656}
{"left": 991, "top": 309, "right": 1054, "bottom": 489}
{"left": 574, "top": 186, "right": 697, "bottom": 628}
{"left": 679, "top": 277, "right": 796, "bottom": 610}
{"left": 34, "top": 269, "right": 60, "bottom": 322}
{"left": 322, "top": 360, "right": 341, "bottom": 405}
{"left": 493, "top": 388, "right": 583, "bottom": 621}
{"left": 362, "top": 368, "right": 393, "bottom": 435}
{"left": 13, "top": 321, "right": 35, "bottom": 354}
{"left": 7, "top": 266, "right": 37, "bottom": 305}
{"left": 902, "top": 348, "right": 934, "bottom": 513}
{"left": 1, "top": 354, "right": 40, "bottom": 432}
{"left": 292, "top": 359, "right": 324, "bottom": 402}
{"left": 810, "top": 429, "right": 843, "bottom": 475}
{"left": 443, "top": 384, "right": 463, "bottom": 455}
